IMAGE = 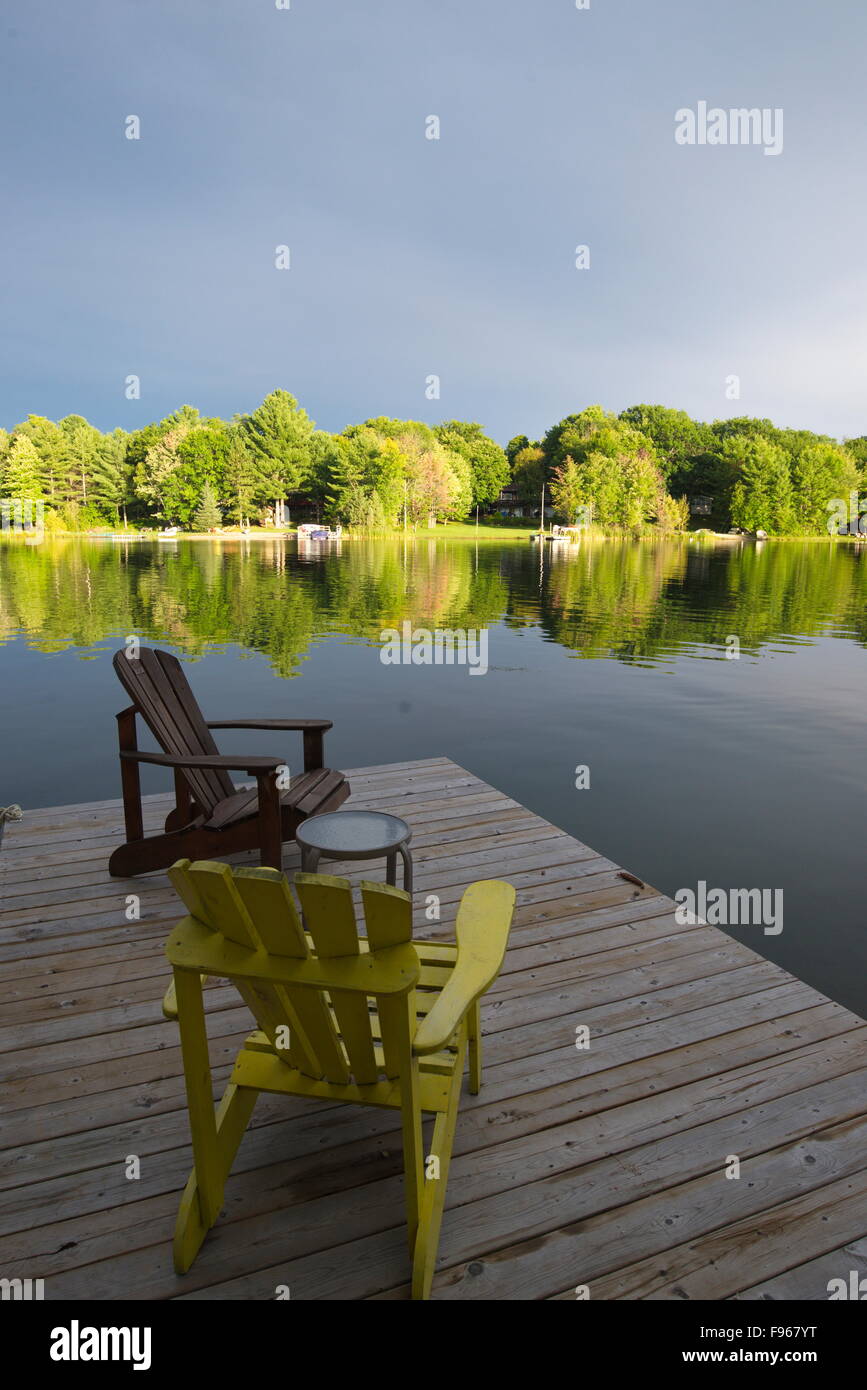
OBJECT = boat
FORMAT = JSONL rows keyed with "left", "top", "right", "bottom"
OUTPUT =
{"left": 157, "top": 527, "right": 179, "bottom": 541}
{"left": 297, "top": 522, "right": 342, "bottom": 541}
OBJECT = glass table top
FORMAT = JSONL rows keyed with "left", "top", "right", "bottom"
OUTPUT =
{"left": 296, "top": 810, "right": 410, "bottom": 855}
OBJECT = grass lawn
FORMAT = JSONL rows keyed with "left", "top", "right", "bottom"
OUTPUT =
{"left": 411, "top": 521, "right": 537, "bottom": 540}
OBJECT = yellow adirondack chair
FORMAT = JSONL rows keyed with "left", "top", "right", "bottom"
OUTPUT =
{"left": 164, "top": 857, "right": 516, "bottom": 1299}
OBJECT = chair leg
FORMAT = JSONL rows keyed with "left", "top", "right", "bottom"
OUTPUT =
{"left": 256, "top": 770, "right": 282, "bottom": 870}
{"left": 108, "top": 827, "right": 194, "bottom": 878}
{"left": 391, "top": 994, "right": 425, "bottom": 1260}
{"left": 117, "top": 707, "right": 144, "bottom": 843}
{"left": 411, "top": 1030, "right": 467, "bottom": 1300}
{"left": 173, "top": 1082, "right": 258, "bottom": 1273}
{"left": 165, "top": 768, "right": 194, "bottom": 832}
{"left": 172, "top": 968, "right": 258, "bottom": 1274}
{"left": 468, "top": 999, "right": 482, "bottom": 1095}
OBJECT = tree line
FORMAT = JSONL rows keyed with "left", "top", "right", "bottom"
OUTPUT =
{"left": 2, "top": 390, "right": 865, "bottom": 536}
{"left": 510, "top": 405, "right": 867, "bottom": 537}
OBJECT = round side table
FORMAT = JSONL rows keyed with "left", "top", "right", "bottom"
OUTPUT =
{"left": 295, "top": 810, "right": 413, "bottom": 893}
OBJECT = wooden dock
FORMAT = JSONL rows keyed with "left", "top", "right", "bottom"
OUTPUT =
{"left": 2, "top": 756, "right": 866, "bottom": 1301}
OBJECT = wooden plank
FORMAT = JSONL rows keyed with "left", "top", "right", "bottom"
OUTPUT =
{"left": 732, "top": 1235, "right": 867, "bottom": 1301}
{"left": 422, "top": 1095, "right": 867, "bottom": 1301}
{"left": 584, "top": 1169, "right": 867, "bottom": 1301}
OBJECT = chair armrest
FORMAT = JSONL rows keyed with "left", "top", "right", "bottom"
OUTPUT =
{"left": 119, "top": 750, "right": 285, "bottom": 772}
{"left": 206, "top": 719, "right": 333, "bottom": 772}
{"left": 206, "top": 719, "right": 333, "bottom": 731}
{"left": 412, "top": 880, "right": 516, "bottom": 1056}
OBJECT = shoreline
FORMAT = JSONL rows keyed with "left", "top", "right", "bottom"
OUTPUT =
{"left": 2, "top": 525, "right": 863, "bottom": 544}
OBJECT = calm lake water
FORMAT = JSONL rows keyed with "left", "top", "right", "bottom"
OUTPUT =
{"left": 2, "top": 533, "right": 865, "bottom": 1018}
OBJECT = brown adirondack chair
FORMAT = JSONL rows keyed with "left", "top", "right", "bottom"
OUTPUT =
{"left": 108, "top": 646, "right": 349, "bottom": 877}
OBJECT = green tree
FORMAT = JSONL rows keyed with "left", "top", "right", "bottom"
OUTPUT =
{"left": 506, "top": 435, "right": 531, "bottom": 466}
{"left": 790, "top": 441, "right": 858, "bottom": 535}
{"left": 329, "top": 426, "right": 405, "bottom": 526}
{"left": 536, "top": 408, "right": 665, "bottom": 530}
{"left": 240, "top": 389, "right": 314, "bottom": 523}
{"left": 15, "top": 416, "right": 66, "bottom": 505}
{"left": 368, "top": 438, "right": 407, "bottom": 523}
{"left": 619, "top": 405, "right": 714, "bottom": 483}
{"left": 223, "top": 428, "right": 258, "bottom": 525}
{"left": 727, "top": 436, "right": 795, "bottom": 534}
{"left": 58, "top": 415, "right": 101, "bottom": 506}
{"left": 162, "top": 404, "right": 202, "bottom": 432}
{"left": 193, "top": 481, "right": 222, "bottom": 531}
{"left": 2, "top": 435, "right": 44, "bottom": 503}
{"left": 549, "top": 456, "right": 585, "bottom": 523}
{"left": 541, "top": 405, "right": 612, "bottom": 475}
{"left": 843, "top": 436, "right": 867, "bottom": 478}
{"left": 136, "top": 427, "right": 188, "bottom": 521}
{"left": 711, "top": 416, "right": 782, "bottom": 445}
{"left": 306, "top": 430, "right": 342, "bottom": 515}
{"left": 166, "top": 424, "right": 231, "bottom": 526}
{"left": 90, "top": 429, "right": 132, "bottom": 525}
{"left": 511, "top": 445, "right": 545, "bottom": 505}
{"left": 616, "top": 447, "right": 663, "bottom": 529}
{"left": 400, "top": 432, "right": 471, "bottom": 525}
{"left": 434, "top": 421, "right": 509, "bottom": 507}
{"left": 656, "top": 491, "right": 691, "bottom": 532}
{"left": 125, "top": 423, "right": 165, "bottom": 474}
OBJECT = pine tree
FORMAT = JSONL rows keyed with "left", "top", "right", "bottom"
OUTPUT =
{"left": 240, "top": 389, "right": 314, "bottom": 524}
{"left": 224, "top": 431, "right": 258, "bottom": 525}
{"left": 2, "top": 435, "right": 44, "bottom": 502}
{"left": 90, "top": 430, "right": 132, "bottom": 525}
{"left": 15, "top": 416, "right": 65, "bottom": 504}
{"left": 193, "top": 481, "right": 222, "bottom": 532}
{"left": 58, "top": 415, "right": 100, "bottom": 506}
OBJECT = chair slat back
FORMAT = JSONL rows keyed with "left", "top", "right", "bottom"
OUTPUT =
{"left": 361, "top": 881, "right": 417, "bottom": 1078}
{"left": 294, "top": 873, "right": 382, "bottom": 1084}
{"left": 234, "top": 868, "right": 351, "bottom": 1082}
{"left": 168, "top": 859, "right": 417, "bottom": 1087}
{"left": 169, "top": 860, "right": 316, "bottom": 1075}
{"left": 114, "top": 647, "right": 234, "bottom": 815}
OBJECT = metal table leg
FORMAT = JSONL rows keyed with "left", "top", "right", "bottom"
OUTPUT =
{"left": 301, "top": 846, "right": 320, "bottom": 874}
{"left": 399, "top": 842, "right": 413, "bottom": 894}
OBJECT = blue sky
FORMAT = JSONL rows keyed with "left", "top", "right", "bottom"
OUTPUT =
{"left": 2, "top": 0, "right": 866, "bottom": 443}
